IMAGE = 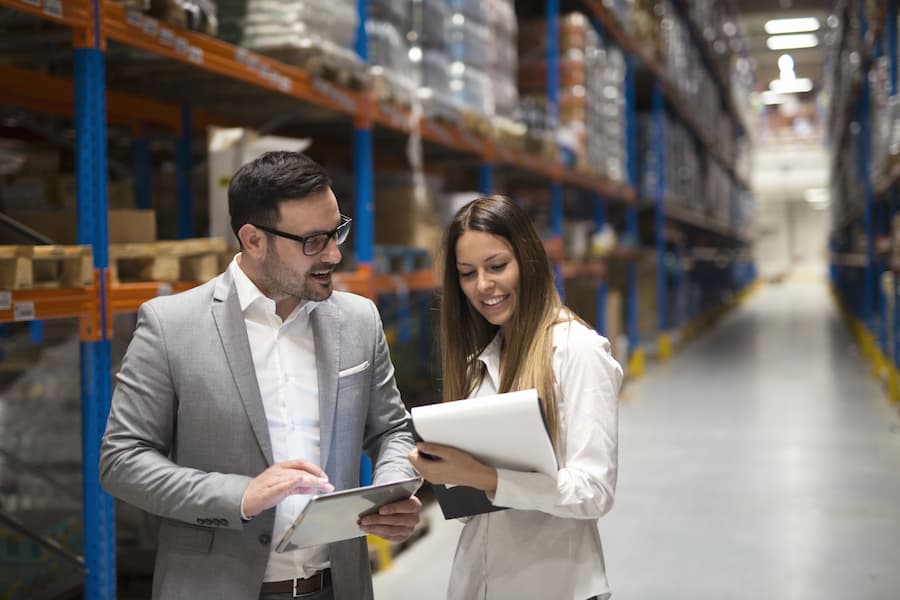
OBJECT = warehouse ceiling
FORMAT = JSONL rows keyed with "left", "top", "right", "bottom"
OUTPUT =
{"left": 733, "top": 0, "right": 832, "bottom": 92}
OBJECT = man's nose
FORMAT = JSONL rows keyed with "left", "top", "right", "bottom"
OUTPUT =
{"left": 319, "top": 236, "right": 342, "bottom": 264}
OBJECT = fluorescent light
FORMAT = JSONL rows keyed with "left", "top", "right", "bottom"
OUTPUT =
{"left": 804, "top": 188, "right": 830, "bottom": 204}
{"left": 765, "top": 17, "right": 820, "bottom": 35}
{"left": 770, "top": 77, "right": 814, "bottom": 93}
{"left": 778, "top": 54, "right": 794, "bottom": 72}
{"left": 761, "top": 91, "right": 786, "bottom": 105}
{"left": 767, "top": 34, "right": 819, "bottom": 50}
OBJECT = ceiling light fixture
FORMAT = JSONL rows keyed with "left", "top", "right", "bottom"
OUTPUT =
{"left": 764, "top": 17, "right": 820, "bottom": 35}
{"left": 770, "top": 78, "right": 814, "bottom": 93}
{"left": 766, "top": 34, "right": 819, "bottom": 50}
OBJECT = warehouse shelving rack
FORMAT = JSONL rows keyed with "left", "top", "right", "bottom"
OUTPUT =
{"left": 583, "top": 0, "right": 755, "bottom": 369}
{"left": 830, "top": 0, "right": 900, "bottom": 401}
{"left": 0, "top": 0, "right": 755, "bottom": 596}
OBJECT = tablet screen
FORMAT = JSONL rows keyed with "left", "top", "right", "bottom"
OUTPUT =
{"left": 276, "top": 476, "right": 423, "bottom": 552}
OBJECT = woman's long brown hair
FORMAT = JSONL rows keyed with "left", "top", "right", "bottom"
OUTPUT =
{"left": 439, "top": 195, "right": 565, "bottom": 449}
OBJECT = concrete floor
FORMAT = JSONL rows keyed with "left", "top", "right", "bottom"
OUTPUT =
{"left": 373, "top": 279, "right": 900, "bottom": 599}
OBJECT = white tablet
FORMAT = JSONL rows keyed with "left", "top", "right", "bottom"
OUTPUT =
{"left": 275, "top": 476, "right": 423, "bottom": 552}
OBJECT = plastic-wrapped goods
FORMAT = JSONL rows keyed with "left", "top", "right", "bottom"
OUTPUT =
{"left": 242, "top": 0, "right": 358, "bottom": 51}
{"left": 485, "top": 0, "right": 518, "bottom": 118}
{"left": 368, "top": 0, "right": 410, "bottom": 32}
{"left": 408, "top": 0, "right": 448, "bottom": 50}
{"left": 450, "top": 65, "right": 494, "bottom": 116}
{"left": 418, "top": 49, "right": 451, "bottom": 98}
{"left": 518, "top": 12, "right": 590, "bottom": 62}
{"left": 147, "top": 0, "right": 218, "bottom": 34}
{"left": 446, "top": 18, "right": 491, "bottom": 71}
{"left": 870, "top": 56, "right": 891, "bottom": 182}
{"left": 446, "top": 0, "right": 488, "bottom": 26}
{"left": 367, "top": 19, "right": 412, "bottom": 76}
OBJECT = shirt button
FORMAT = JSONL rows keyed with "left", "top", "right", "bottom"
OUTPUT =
{"left": 258, "top": 534, "right": 271, "bottom": 545}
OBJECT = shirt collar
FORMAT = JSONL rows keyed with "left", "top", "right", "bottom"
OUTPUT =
{"left": 228, "top": 254, "right": 320, "bottom": 318}
{"left": 476, "top": 332, "right": 503, "bottom": 389}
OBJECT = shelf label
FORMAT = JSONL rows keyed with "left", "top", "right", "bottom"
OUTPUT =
{"left": 188, "top": 46, "right": 203, "bottom": 65}
{"left": 13, "top": 302, "right": 35, "bottom": 322}
{"left": 0, "top": 292, "right": 10, "bottom": 311}
{"left": 159, "top": 27, "right": 175, "bottom": 47}
{"left": 126, "top": 8, "right": 143, "bottom": 26}
{"left": 157, "top": 283, "right": 173, "bottom": 296}
{"left": 43, "top": 0, "right": 62, "bottom": 18}
{"left": 379, "top": 103, "right": 408, "bottom": 131}
{"left": 21, "top": 0, "right": 40, "bottom": 7}
{"left": 175, "top": 37, "right": 189, "bottom": 55}
{"left": 142, "top": 18, "right": 159, "bottom": 37}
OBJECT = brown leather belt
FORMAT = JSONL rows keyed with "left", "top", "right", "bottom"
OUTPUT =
{"left": 260, "top": 569, "right": 331, "bottom": 597}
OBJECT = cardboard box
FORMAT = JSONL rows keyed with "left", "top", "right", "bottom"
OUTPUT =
{"left": 5, "top": 209, "right": 157, "bottom": 244}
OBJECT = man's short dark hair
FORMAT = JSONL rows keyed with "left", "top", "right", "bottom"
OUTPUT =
{"left": 228, "top": 151, "right": 332, "bottom": 240}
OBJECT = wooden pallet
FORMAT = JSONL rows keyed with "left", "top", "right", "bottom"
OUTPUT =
{"left": 109, "top": 238, "right": 227, "bottom": 283}
{"left": 370, "top": 69, "right": 416, "bottom": 110}
{"left": 0, "top": 245, "right": 93, "bottom": 290}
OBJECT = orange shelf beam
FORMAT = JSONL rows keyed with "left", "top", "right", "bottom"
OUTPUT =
{"left": 0, "top": 0, "right": 89, "bottom": 30}
{"left": 0, "top": 286, "right": 94, "bottom": 323}
{"left": 0, "top": 63, "right": 224, "bottom": 132}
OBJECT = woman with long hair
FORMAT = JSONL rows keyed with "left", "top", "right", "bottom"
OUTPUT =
{"left": 409, "top": 195, "right": 623, "bottom": 600}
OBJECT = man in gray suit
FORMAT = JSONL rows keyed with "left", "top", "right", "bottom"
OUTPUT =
{"left": 100, "top": 151, "right": 421, "bottom": 599}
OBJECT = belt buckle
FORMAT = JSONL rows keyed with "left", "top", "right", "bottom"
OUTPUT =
{"left": 292, "top": 571, "right": 324, "bottom": 598}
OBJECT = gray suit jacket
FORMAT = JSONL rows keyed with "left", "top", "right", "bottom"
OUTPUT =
{"left": 100, "top": 269, "right": 417, "bottom": 600}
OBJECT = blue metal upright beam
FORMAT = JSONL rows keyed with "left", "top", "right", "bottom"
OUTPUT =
{"left": 860, "top": 60, "right": 875, "bottom": 332}
{"left": 624, "top": 53, "right": 642, "bottom": 372}
{"left": 132, "top": 137, "right": 152, "bottom": 210}
{"left": 74, "top": 43, "right": 116, "bottom": 600}
{"left": 652, "top": 82, "right": 668, "bottom": 336}
{"left": 545, "top": 0, "right": 559, "bottom": 130}
{"left": 551, "top": 182, "right": 564, "bottom": 299}
{"left": 176, "top": 103, "right": 193, "bottom": 238}
{"left": 353, "top": 1, "right": 374, "bottom": 270}
{"left": 593, "top": 194, "right": 608, "bottom": 335}
{"left": 478, "top": 163, "right": 493, "bottom": 195}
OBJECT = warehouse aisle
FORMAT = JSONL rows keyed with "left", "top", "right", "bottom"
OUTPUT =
{"left": 373, "top": 279, "right": 900, "bottom": 599}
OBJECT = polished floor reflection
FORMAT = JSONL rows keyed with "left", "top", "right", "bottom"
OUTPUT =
{"left": 374, "top": 279, "right": 900, "bottom": 600}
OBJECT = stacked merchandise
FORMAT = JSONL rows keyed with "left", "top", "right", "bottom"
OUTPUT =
{"left": 445, "top": 0, "right": 494, "bottom": 116}
{"left": 824, "top": 3, "right": 863, "bottom": 226}
{"left": 367, "top": 0, "right": 416, "bottom": 103}
{"left": 240, "top": 0, "right": 360, "bottom": 70}
{"left": 517, "top": 13, "right": 627, "bottom": 181}
{"left": 121, "top": 0, "right": 218, "bottom": 35}
{"left": 658, "top": 0, "right": 735, "bottom": 166}
{"left": 407, "top": 0, "right": 453, "bottom": 116}
{"left": 704, "top": 161, "right": 731, "bottom": 228}
{"left": 485, "top": 0, "right": 518, "bottom": 120}
{"left": 636, "top": 113, "right": 701, "bottom": 215}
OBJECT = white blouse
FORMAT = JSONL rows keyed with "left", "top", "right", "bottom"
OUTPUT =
{"left": 447, "top": 317, "right": 623, "bottom": 600}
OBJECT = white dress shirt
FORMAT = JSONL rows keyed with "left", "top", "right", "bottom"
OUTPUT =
{"left": 448, "top": 315, "right": 623, "bottom": 600}
{"left": 230, "top": 257, "right": 330, "bottom": 581}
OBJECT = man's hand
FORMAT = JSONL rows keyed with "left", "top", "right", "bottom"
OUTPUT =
{"left": 242, "top": 459, "right": 334, "bottom": 519}
{"left": 358, "top": 495, "right": 423, "bottom": 543}
{"left": 408, "top": 443, "right": 498, "bottom": 492}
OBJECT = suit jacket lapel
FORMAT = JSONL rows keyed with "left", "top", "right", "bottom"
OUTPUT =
{"left": 211, "top": 272, "right": 274, "bottom": 465}
{"left": 312, "top": 300, "right": 340, "bottom": 472}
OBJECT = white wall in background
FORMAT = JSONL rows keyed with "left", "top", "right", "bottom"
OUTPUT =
{"left": 751, "top": 141, "right": 829, "bottom": 280}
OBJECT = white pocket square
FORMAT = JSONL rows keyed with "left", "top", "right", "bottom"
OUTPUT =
{"left": 338, "top": 361, "right": 369, "bottom": 377}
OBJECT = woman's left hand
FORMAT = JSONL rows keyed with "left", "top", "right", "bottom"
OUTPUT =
{"left": 408, "top": 443, "right": 498, "bottom": 492}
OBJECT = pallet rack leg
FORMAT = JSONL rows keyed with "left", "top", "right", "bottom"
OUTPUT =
{"left": 177, "top": 103, "right": 193, "bottom": 239}
{"left": 75, "top": 44, "right": 116, "bottom": 600}
{"left": 652, "top": 82, "right": 671, "bottom": 361}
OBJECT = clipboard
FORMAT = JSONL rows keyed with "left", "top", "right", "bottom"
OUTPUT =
{"left": 275, "top": 476, "right": 423, "bottom": 552}
{"left": 410, "top": 389, "right": 558, "bottom": 519}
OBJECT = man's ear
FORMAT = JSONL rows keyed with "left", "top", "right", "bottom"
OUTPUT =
{"left": 237, "top": 223, "right": 265, "bottom": 256}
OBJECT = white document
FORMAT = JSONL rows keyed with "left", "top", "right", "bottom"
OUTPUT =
{"left": 411, "top": 389, "right": 558, "bottom": 477}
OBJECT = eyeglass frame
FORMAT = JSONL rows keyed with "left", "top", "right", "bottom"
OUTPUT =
{"left": 251, "top": 214, "right": 352, "bottom": 256}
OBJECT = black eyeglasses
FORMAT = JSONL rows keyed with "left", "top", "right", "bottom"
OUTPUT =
{"left": 252, "top": 215, "right": 352, "bottom": 256}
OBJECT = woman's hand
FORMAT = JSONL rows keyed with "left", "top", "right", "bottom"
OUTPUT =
{"left": 408, "top": 443, "right": 498, "bottom": 492}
